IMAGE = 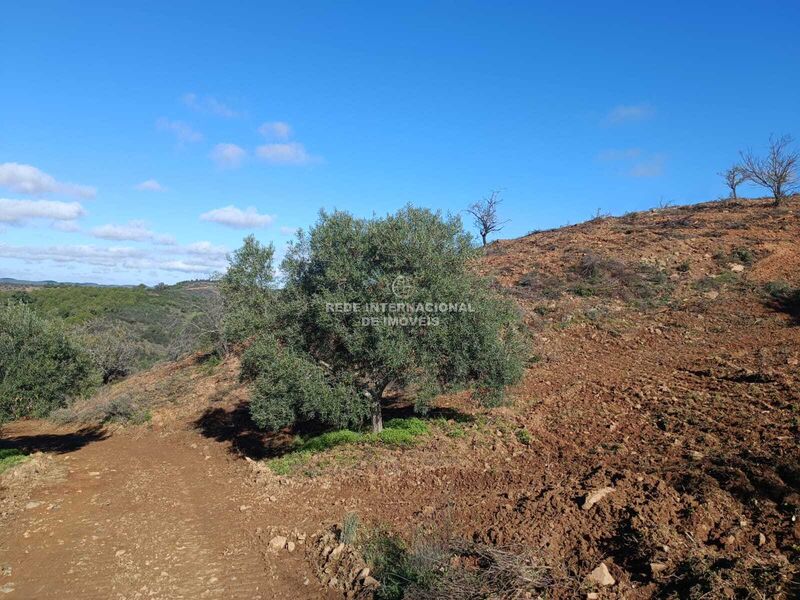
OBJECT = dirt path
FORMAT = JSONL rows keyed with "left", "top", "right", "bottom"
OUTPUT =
{"left": 0, "top": 424, "right": 329, "bottom": 599}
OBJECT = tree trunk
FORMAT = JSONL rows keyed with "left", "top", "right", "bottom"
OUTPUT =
{"left": 371, "top": 400, "right": 383, "bottom": 433}
{"left": 732, "top": 187, "right": 737, "bottom": 200}
{"left": 369, "top": 381, "right": 389, "bottom": 433}
{"left": 481, "top": 233, "right": 487, "bottom": 247}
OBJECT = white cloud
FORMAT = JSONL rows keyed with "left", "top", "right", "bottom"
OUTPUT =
{"left": 258, "top": 121, "right": 292, "bottom": 140}
{"left": 256, "top": 142, "right": 316, "bottom": 165}
{"left": 134, "top": 179, "right": 165, "bottom": 192}
{"left": 156, "top": 118, "right": 204, "bottom": 143}
{"left": 91, "top": 221, "right": 176, "bottom": 245}
{"left": 628, "top": 155, "right": 666, "bottom": 178}
{"left": 185, "top": 241, "right": 229, "bottom": 260}
{"left": 0, "top": 242, "right": 226, "bottom": 275}
{"left": 0, "top": 163, "right": 96, "bottom": 199}
{"left": 182, "top": 93, "right": 239, "bottom": 118}
{"left": 52, "top": 220, "right": 81, "bottom": 233}
{"left": 200, "top": 205, "right": 275, "bottom": 229}
{"left": 210, "top": 143, "right": 247, "bottom": 168}
{"left": 597, "top": 148, "right": 642, "bottom": 161}
{"left": 0, "top": 198, "right": 85, "bottom": 223}
{"left": 602, "top": 104, "right": 655, "bottom": 125}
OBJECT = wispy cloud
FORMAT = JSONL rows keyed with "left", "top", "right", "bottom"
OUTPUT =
{"left": 210, "top": 143, "right": 247, "bottom": 168}
{"left": 596, "top": 148, "right": 642, "bottom": 161}
{"left": 0, "top": 198, "right": 85, "bottom": 223}
{"left": 0, "top": 163, "right": 96, "bottom": 199}
{"left": 258, "top": 121, "right": 292, "bottom": 140}
{"left": 52, "top": 220, "right": 81, "bottom": 233}
{"left": 156, "top": 118, "right": 204, "bottom": 144}
{"left": 182, "top": 93, "right": 239, "bottom": 118}
{"left": 0, "top": 242, "right": 227, "bottom": 275}
{"left": 256, "top": 142, "right": 316, "bottom": 165}
{"left": 200, "top": 205, "right": 275, "bottom": 229}
{"left": 602, "top": 104, "right": 655, "bottom": 125}
{"left": 628, "top": 154, "right": 666, "bottom": 177}
{"left": 91, "top": 220, "right": 176, "bottom": 245}
{"left": 279, "top": 226, "right": 298, "bottom": 235}
{"left": 134, "top": 179, "right": 165, "bottom": 192}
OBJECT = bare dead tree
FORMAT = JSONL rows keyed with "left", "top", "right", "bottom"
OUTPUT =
{"left": 740, "top": 134, "right": 798, "bottom": 205}
{"left": 466, "top": 191, "right": 509, "bottom": 246}
{"left": 718, "top": 165, "right": 747, "bottom": 200}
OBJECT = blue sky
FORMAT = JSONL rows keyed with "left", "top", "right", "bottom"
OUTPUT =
{"left": 1, "top": 1, "right": 798, "bottom": 284}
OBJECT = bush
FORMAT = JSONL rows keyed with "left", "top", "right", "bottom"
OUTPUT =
{"left": 0, "top": 448, "right": 28, "bottom": 474}
{"left": 75, "top": 320, "right": 141, "bottom": 383}
{"left": 0, "top": 303, "right": 97, "bottom": 423}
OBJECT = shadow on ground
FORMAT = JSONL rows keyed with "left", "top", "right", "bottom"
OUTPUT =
{"left": 194, "top": 399, "right": 474, "bottom": 460}
{"left": 0, "top": 425, "right": 108, "bottom": 454}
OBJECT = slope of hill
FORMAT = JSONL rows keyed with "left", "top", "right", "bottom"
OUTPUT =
{"left": 1, "top": 197, "right": 798, "bottom": 598}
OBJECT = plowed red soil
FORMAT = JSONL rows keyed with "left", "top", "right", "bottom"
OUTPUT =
{"left": 2, "top": 196, "right": 799, "bottom": 598}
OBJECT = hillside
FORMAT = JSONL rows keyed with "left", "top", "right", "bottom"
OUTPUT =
{"left": 1, "top": 197, "right": 798, "bottom": 598}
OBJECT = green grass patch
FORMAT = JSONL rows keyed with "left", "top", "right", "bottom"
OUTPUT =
{"left": 0, "top": 448, "right": 28, "bottom": 474}
{"left": 265, "top": 417, "right": 430, "bottom": 475}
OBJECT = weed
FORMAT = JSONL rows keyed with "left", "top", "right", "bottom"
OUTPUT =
{"left": 341, "top": 512, "right": 360, "bottom": 545}
{"left": 515, "top": 428, "right": 532, "bottom": 445}
{"left": 0, "top": 448, "right": 28, "bottom": 474}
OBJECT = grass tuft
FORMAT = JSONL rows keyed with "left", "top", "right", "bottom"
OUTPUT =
{"left": 0, "top": 448, "right": 29, "bottom": 474}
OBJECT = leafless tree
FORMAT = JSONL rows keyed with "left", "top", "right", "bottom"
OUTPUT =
{"left": 718, "top": 165, "right": 748, "bottom": 199}
{"left": 466, "top": 191, "right": 509, "bottom": 246}
{"left": 740, "top": 134, "right": 798, "bottom": 205}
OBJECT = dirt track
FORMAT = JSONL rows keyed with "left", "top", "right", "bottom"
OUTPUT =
{"left": 0, "top": 423, "right": 331, "bottom": 599}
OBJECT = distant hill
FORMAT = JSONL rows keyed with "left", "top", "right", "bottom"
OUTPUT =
{"left": 0, "top": 277, "right": 117, "bottom": 288}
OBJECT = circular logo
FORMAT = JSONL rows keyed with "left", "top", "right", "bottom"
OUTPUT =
{"left": 391, "top": 275, "right": 414, "bottom": 299}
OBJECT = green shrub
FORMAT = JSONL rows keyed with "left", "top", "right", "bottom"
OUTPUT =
{"left": 0, "top": 448, "right": 29, "bottom": 474}
{"left": 0, "top": 303, "right": 97, "bottom": 423}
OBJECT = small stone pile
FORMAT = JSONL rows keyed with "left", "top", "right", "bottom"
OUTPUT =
{"left": 307, "top": 528, "right": 380, "bottom": 599}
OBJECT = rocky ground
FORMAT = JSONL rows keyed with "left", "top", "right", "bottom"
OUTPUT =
{"left": 1, "top": 196, "right": 798, "bottom": 598}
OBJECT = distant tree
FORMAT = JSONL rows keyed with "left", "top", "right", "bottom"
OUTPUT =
{"left": 718, "top": 165, "right": 748, "bottom": 200}
{"left": 466, "top": 191, "right": 509, "bottom": 246}
{"left": 217, "top": 235, "right": 276, "bottom": 345}
{"left": 0, "top": 303, "right": 97, "bottom": 423}
{"left": 76, "top": 320, "right": 141, "bottom": 383}
{"left": 242, "top": 206, "right": 526, "bottom": 434}
{"left": 740, "top": 135, "right": 798, "bottom": 205}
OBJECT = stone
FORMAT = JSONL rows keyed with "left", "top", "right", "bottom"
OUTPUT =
{"left": 286, "top": 541, "right": 295, "bottom": 552}
{"left": 757, "top": 533, "right": 766, "bottom": 546}
{"left": 704, "top": 290, "right": 719, "bottom": 300}
{"left": 587, "top": 563, "right": 615, "bottom": 587}
{"left": 115, "top": 550, "right": 126, "bottom": 557}
{"left": 24, "top": 501, "right": 42, "bottom": 510}
{"left": 363, "top": 576, "right": 380, "bottom": 588}
{"left": 587, "top": 594, "right": 599, "bottom": 600}
{"left": 357, "top": 567, "right": 370, "bottom": 580}
{"left": 582, "top": 487, "right": 614, "bottom": 510}
{"left": 650, "top": 562, "right": 667, "bottom": 575}
{"left": 729, "top": 263, "right": 745, "bottom": 272}
{"left": 0, "top": 584, "right": 14, "bottom": 594}
{"left": 269, "top": 536, "right": 287, "bottom": 550}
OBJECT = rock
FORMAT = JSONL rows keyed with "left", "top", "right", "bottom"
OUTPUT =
{"left": 0, "top": 565, "right": 10, "bottom": 577}
{"left": 286, "top": 541, "right": 295, "bottom": 552}
{"left": 115, "top": 550, "right": 126, "bottom": 557}
{"left": 239, "top": 505, "right": 251, "bottom": 511}
{"left": 357, "top": 567, "right": 370, "bottom": 580}
{"left": 330, "top": 543, "right": 345, "bottom": 559}
{"left": 587, "top": 563, "right": 615, "bottom": 587}
{"left": 729, "top": 263, "right": 745, "bottom": 272}
{"left": 269, "top": 536, "right": 287, "bottom": 550}
{"left": 0, "top": 583, "right": 14, "bottom": 594}
{"left": 582, "top": 487, "right": 614, "bottom": 510}
{"left": 363, "top": 576, "right": 380, "bottom": 588}
{"left": 757, "top": 533, "right": 766, "bottom": 546}
{"left": 587, "top": 594, "right": 599, "bottom": 600}
{"left": 650, "top": 562, "right": 667, "bottom": 575}
{"left": 24, "top": 501, "right": 42, "bottom": 510}
{"left": 704, "top": 290, "right": 719, "bottom": 300}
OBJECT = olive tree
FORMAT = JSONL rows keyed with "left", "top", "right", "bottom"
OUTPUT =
{"left": 217, "top": 235, "right": 276, "bottom": 346}
{"left": 242, "top": 206, "right": 526, "bottom": 433}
